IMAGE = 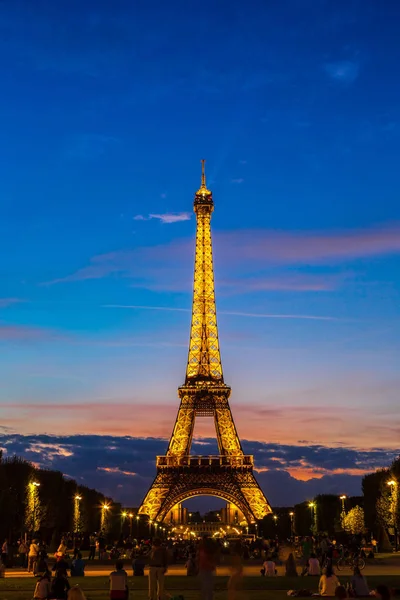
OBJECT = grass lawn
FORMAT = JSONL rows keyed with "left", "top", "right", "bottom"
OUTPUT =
{"left": 2, "top": 575, "right": 400, "bottom": 600}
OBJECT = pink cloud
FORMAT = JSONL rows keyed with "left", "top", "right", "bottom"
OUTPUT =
{"left": 97, "top": 466, "right": 136, "bottom": 477}
{"left": 46, "top": 222, "right": 400, "bottom": 287}
{"left": 0, "top": 324, "right": 56, "bottom": 341}
{"left": 2, "top": 400, "right": 400, "bottom": 450}
{"left": 220, "top": 274, "right": 342, "bottom": 292}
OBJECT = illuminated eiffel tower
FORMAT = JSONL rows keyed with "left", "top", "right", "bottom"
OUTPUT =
{"left": 138, "top": 161, "right": 271, "bottom": 525}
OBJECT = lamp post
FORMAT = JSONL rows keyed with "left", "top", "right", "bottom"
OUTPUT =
{"left": 387, "top": 480, "right": 398, "bottom": 551}
{"left": 149, "top": 520, "right": 153, "bottom": 537}
{"left": 74, "top": 494, "right": 82, "bottom": 535}
{"left": 29, "top": 482, "right": 41, "bottom": 533}
{"left": 101, "top": 503, "right": 110, "bottom": 532}
{"left": 121, "top": 511, "right": 127, "bottom": 534}
{"left": 128, "top": 513, "right": 133, "bottom": 537}
{"left": 273, "top": 515, "right": 278, "bottom": 527}
{"left": 308, "top": 502, "right": 315, "bottom": 533}
{"left": 289, "top": 512, "right": 294, "bottom": 538}
{"left": 136, "top": 514, "right": 140, "bottom": 537}
{"left": 340, "top": 495, "right": 347, "bottom": 513}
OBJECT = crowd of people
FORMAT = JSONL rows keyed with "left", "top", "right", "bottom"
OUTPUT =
{"left": 0, "top": 533, "right": 397, "bottom": 600}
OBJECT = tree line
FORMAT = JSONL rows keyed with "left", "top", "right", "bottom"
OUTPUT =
{"left": 0, "top": 451, "right": 122, "bottom": 544}
{"left": 260, "top": 455, "right": 400, "bottom": 546}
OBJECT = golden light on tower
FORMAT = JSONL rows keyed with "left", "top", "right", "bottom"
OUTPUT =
{"left": 138, "top": 161, "right": 272, "bottom": 524}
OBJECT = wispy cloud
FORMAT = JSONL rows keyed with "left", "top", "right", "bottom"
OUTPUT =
{"left": 0, "top": 298, "right": 24, "bottom": 308}
{"left": 133, "top": 212, "right": 192, "bottom": 224}
{"left": 231, "top": 178, "right": 244, "bottom": 184}
{"left": 97, "top": 466, "right": 136, "bottom": 477}
{"left": 324, "top": 60, "right": 359, "bottom": 83}
{"left": 102, "top": 304, "right": 337, "bottom": 321}
{"left": 149, "top": 212, "right": 191, "bottom": 224}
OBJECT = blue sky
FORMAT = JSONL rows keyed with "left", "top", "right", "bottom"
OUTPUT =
{"left": 1, "top": 0, "right": 400, "bottom": 504}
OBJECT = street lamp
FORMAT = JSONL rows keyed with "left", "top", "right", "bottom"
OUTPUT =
{"left": 273, "top": 515, "right": 278, "bottom": 527}
{"left": 309, "top": 502, "right": 315, "bottom": 533}
{"left": 339, "top": 495, "right": 347, "bottom": 513}
{"left": 387, "top": 480, "right": 398, "bottom": 551}
{"left": 29, "top": 482, "right": 41, "bottom": 532}
{"left": 289, "top": 512, "right": 294, "bottom": 538}
{"left": 74, "top": 495, "right": 82, "bottom": 534}
{"left": 101, "top": 503, "right": 110, "bottom": 532}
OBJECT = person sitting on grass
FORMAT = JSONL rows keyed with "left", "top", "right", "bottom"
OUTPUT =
{"left": 71, "top": 553, "right": 85, "bottom": 577}
{"left": 109, "top": 560, "right": 129, "bottom": 600}
{"left": 306, "top": 553, "right": 320, "bottom": 576}
{"left": 33, "top": 571, "right": 51, "bottom": 600}
{"left": 132, "top": 553, "right": 146, "bottom": 577}
{"left": 335, "top": 585, "right": 348, "bottom": 599}
{"left": 67, "top": 585, "right": 87, "bottom": 600}
{"left": 319, "top": 564, "right": 340, "bottom": 597}
{"left": 375, "top": 585, "right": 392, "bottom": 600}
{"left": 52, "top": 555, "right": 70, "bottom": 578}
{"left": 350, "top": 566, "right": 369, "bottom": 597}
{"left": 51, "top": 569, "right": 71, "bottom": 600}
{"left": 261, "top": 558, "right": 277, "bottom": 576}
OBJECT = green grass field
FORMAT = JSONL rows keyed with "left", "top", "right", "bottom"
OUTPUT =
{"left": 1, "top": 575, "right": 399, "bottom": 600}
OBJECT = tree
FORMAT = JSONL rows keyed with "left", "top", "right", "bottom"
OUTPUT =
{"left": 362, "top": 469, "right": 389, "bottom": 533}
{"left": 342, "top": 506, "right": 366, "bottom": 535}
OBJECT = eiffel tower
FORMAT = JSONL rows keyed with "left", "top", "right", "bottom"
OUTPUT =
{"left": 138, "top": 161, "right": 272, "bottom": 525}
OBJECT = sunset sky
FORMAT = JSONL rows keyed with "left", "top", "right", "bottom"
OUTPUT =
{"left": 1, "top": 0, "right": 400, "bottom": 507}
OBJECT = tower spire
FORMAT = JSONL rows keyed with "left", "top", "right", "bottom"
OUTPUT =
{"left": 201, "top": 158, "right": 206, "bottom": 188}
{"left": 196, "top": 158, "right": 211, "bottom": 196}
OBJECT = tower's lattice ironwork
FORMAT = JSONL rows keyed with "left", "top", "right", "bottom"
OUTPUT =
{"left": 138, "top": 161, "right": 272, "bottom": 524}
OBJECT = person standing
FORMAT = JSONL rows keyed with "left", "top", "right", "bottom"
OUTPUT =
{"left": 19, "top": 540, "right": 28, "bottom": 568}
{"left": 148, "top": 539, "right": 168, "bottom": 600}
{"left": 88, "top": 535, "right": 96, "bottom": 561}
{"left": 1, "top": 539, "right": 8, "bottom": 566}
{"left": 109, "top": 560, "right": 129, "bottom": 600}
{"left": 197, "top": 537, "right": 217, "bottom": 600}
{"left": 228, "top": 541, "right": 243, "bottom": 600}
{"left": 28, "top": 539, "right": 40, "bottom": 574}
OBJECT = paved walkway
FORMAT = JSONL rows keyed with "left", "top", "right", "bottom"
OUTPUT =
{"left": 5, "top": 561, "right": 400, "bottom": 578}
